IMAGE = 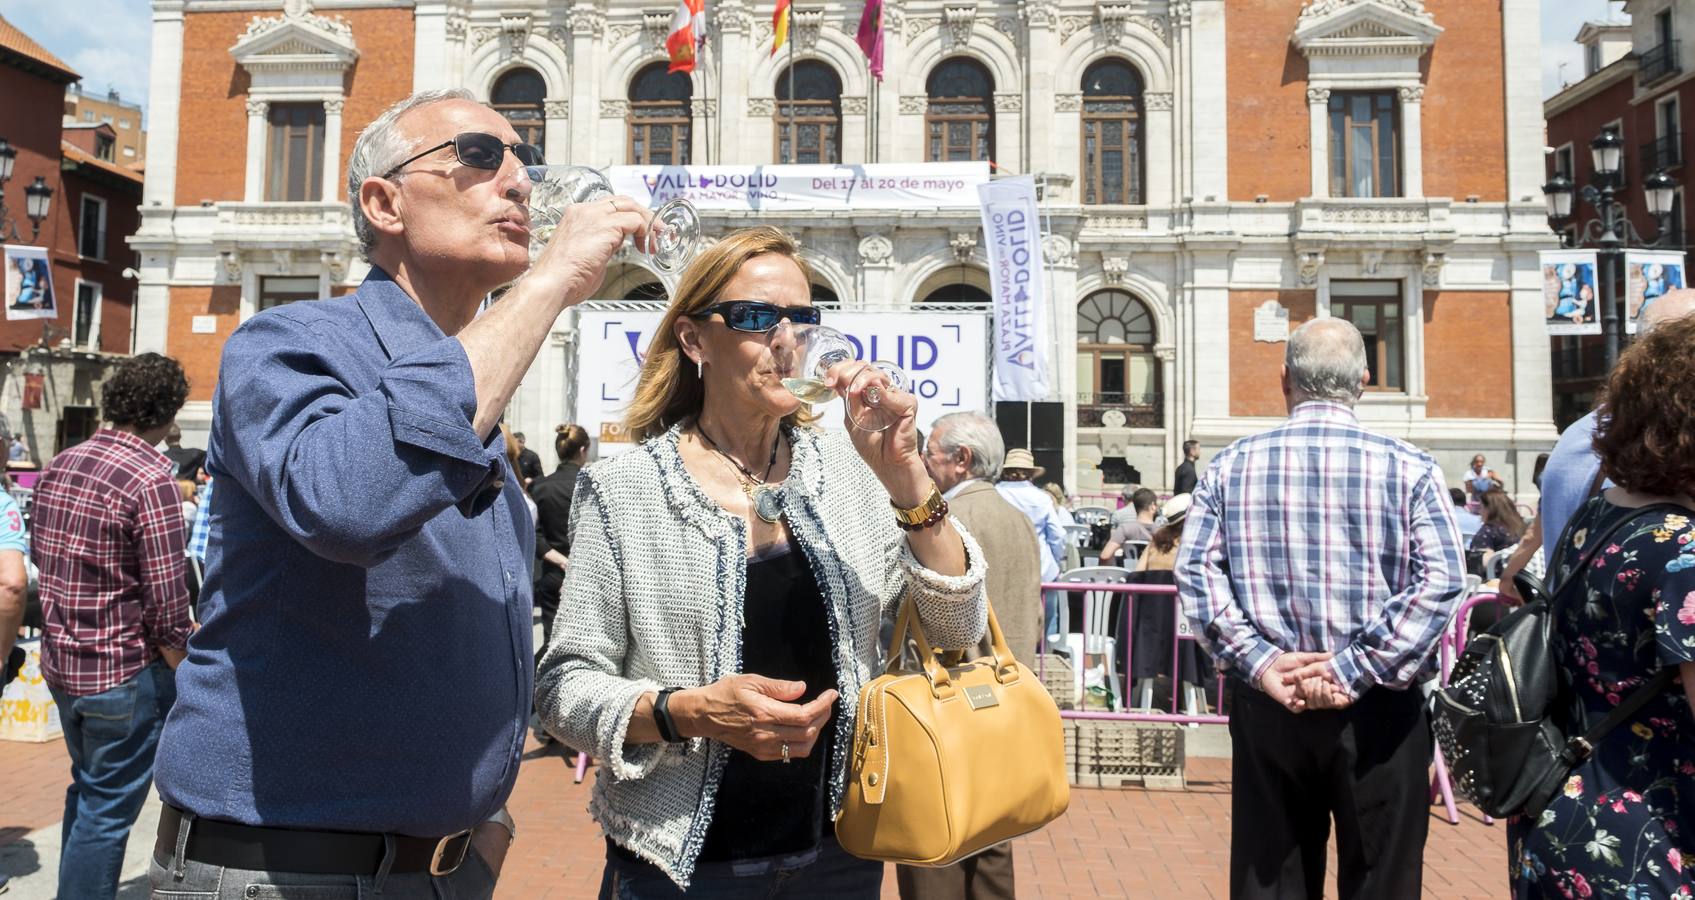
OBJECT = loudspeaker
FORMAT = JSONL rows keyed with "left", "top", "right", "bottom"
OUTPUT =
{"left": 994, "top": 401, "right": 1066, "bottom": 487}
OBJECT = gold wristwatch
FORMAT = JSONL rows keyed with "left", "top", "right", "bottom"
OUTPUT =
{"left": 891, "top": 483, "right": 946, "bottom": 529}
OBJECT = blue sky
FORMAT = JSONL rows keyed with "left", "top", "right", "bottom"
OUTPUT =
{"left": 0, "top": 0, "right": 1640, "bottom": 126}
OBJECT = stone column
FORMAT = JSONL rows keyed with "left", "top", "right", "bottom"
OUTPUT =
{"left": 877, "top": 4, "right": 909, "bottom": 163}
{"left": 856, "top": 229, "right": 896, "bottom": 312}
{"left": 1399, "top": 85, "right": 1424, "bottom": 198}
{"left": 144, "top": 0, "right": 186, "bottom": 207}
{"left": 1188, "top": 0, "right": 1228, "bottom": 200}
{"left": 244, "top": 99, "right": 269, "bottom": 202}
{"left": 412, "top": 0, "right": 450, "bottom": 91}
{"left": 544, "top": 100, "right": 570, "bottom": 163}
{"left": 1307, "top": 87, "right": 1329, "bottom": 199}
{"left": 321, "top": 99, "right": 344, "bottom": 202}
{"left": 568, "top": 6, "right": 605, "bottom": 164}
{"left": 1023, "top": 1, "right": 1059, "bottom": 177}
{"left": 714, "top": 1, "right": 750, "bottom": 163}
{"left": 1145, "top": 92, "right": 1175, "bottom": 206}
{"left": 1044, "top": 234, "right": 1079, "bottom": 492}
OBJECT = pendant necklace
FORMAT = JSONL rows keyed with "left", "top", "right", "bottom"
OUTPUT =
{"left": 698, "top": 424, "right": 784, "bottom": 524}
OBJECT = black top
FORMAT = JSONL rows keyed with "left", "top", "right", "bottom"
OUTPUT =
{"left": 697, "top": 542, "right": 840, "bottom": 862}
{"left": 517, "top": 447, "right": 545, "bottom": 484}
{"left": 164, "top": 446, "right": 207, "bottom": 482}
{"left": 1173, "top": 459, "right": 1197, "bottom": 496}
{"left": 1470, "top": 521, "right": 1520, "bottom": 554}
{"left": 530, "top": 462, "right": 581, "bottom": 601}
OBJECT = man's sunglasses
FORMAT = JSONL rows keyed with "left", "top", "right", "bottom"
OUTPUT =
{"left": 382, "top": 132, "right": 543, "bottom": 179}
{"left": 690, "top": 301, "right": 822, "bottom": 333}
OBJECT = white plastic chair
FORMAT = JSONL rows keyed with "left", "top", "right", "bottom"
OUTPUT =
{"left": 1054, "top": 565, "right": 1133, "bottom": 711}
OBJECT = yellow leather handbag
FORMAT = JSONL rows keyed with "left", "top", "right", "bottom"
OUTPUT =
{"left": 835, "top": 599, "right": 1070, "bottom": 865}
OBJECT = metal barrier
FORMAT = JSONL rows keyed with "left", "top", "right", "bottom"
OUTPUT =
{"left": 1036, "top": 580, "right": 1228, "bottom": 726}
{"left": 1428, "top": 590, "right": 1511, "bottom": 825}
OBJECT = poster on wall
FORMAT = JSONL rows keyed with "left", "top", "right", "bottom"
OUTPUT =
{"left": 574, "top": 308, "right": 990, "bottom": 456}
{"left": 1540, "top": 249, "right": 1601, "bottom": 336}
{"left": 3, "top": 246, "right": 56, "bottom": 322}
{"left": 1624, "top": 250, "right": 1687, "bottom": 334}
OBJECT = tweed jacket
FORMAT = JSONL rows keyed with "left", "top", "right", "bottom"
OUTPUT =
{"left": 947, "top": 480, "right": 1043, "bottom": 665}
{"left": 535, "top": 422, "right": 988, "bottom": 888}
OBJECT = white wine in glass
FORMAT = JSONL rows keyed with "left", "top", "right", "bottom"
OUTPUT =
{"left": 770, "top": 324, "right": 911, "bottom": 432}
{"left": 524, "top": 165, "right": 702, "bottom": 276}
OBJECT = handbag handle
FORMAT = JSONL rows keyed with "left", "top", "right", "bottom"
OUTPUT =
{"left": 885, "top": 597, "right": 1020, "bottom": 698}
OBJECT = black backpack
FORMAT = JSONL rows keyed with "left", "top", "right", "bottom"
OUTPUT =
{"left": 1430, "top": 500, "right": 1683, "bottom": 819}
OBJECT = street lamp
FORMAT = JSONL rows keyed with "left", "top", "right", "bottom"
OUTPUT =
{"left": 0, "top": 137, "right": 52, "bottom": 242}
{"left": 1543, "top": 127, "right": 1682, "bottom": 371}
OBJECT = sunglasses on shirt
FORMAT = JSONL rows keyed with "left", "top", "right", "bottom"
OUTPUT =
{"left": 690, "top": 301, "right": 823, "bottom": 333}
{"left": 382, "top": 132, "right": 544, "bottom": 180}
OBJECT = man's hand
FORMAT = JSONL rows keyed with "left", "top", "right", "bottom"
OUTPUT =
{"left": 159, "top": 646, "right": 187, "bottom": 670}
{"left": 471, "top": 818, "right": 512, "bottom": 881}
{"left": 1299, "top": 676, "right": 1353, "bottom": 710}
{"left": 1258, "top": 651, "right": 1333, "bottom": 712}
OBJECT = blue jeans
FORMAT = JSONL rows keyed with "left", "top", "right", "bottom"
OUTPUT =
{"left": 598, "top": 838, "right": 882, "bottom": 899}
{"left": 49, "top": 658, "right": 175, "bottom": 900}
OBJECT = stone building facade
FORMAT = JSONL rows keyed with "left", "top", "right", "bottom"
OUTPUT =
{"left": 137, "top": 0, "right": 1554, "bottom": 495}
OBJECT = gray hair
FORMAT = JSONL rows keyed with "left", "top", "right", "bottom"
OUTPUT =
{"left": 931, "top": 411, "right": 1005, "bottom": 480}
{"left": 1285, "top": 318, "right": 1368, "bottom": 405}
{"left": 347, "top": 88, "right": 476, "bottom": 262}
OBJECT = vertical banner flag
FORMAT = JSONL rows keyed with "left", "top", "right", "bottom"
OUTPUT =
{"left": 666, "top": 0, "right": 706, "bottom": 73}
{"left": 1539, "top": 249, "right": 1603, "bottom": 336}
{"left": 3, "top": 245, "right": 57, "bottom": 322}
{"left": 856, "top": 0, "right": 884, "bottom": 81}
{"left": 978, "top": 176, "right": 1050, "bottom": 401}
{"left": 772, "top": 0, "right": 791, "bottom": 55}
{"left": 1624, "top": 249, "right": 1687, "bottom": 333}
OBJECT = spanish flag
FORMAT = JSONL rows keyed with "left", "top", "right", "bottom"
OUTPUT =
{"left": 666, "top": 0, "right": 706, "bottom": 73}
{"left": 772, "top": 0, "right": 791, "bottom": 56}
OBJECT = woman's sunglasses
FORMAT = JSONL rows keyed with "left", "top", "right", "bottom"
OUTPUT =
{"left": 690, "top": 301, "right": 822, "bottom": 333}
{"left": 383, "top": 132, "right": 544, "bottom": 179}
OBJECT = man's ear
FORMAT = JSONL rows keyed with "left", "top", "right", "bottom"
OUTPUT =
{"left": 359, "top": 177, "right": 405, "bottom": 243}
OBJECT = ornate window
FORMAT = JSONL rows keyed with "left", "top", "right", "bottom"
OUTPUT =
{"left": 1076, "top": 290, "right": 1161, "bottom": 427}
{"left": 1331, "top": 281, "right": 1403, "bottom": 391}
{"left": 266, "top": 103, "right": 326, "bottom": 201}
{"left": 1328, "top": 92, "right": 1400, "bottom": 198}
{"left": 925, "top": 58, "right": 994, "bottom": 163}
{"left": 628, "top": 63, "right": 692, "bottom": 165}
{"left": 811, "top": 283, "right": 841, "bottom": 308}
{"left": 491, "top": 68, "right": 547, "bottom": 152}
{"left": 775, "top": 61, "right": 843, "bottom": 164}
{"left": 921, "top": 284, "right": 991, "bottom": 304}
{"left": 1080, "top": 59, "right": 1144, "bottom": 205}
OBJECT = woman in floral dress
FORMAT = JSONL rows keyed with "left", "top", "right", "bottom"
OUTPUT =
{"left": 1510, "top": 315, "right": 1695, "bottom": 900}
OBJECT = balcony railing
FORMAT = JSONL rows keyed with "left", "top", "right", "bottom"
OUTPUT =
{"left": 1641, "top": 40, "right": 1682, "bottom": 84}
{"left": 1642, "top": 133, "right": 1683, "bottom": 172}
{"left": 1077, "top": 392, "right": 1163, "bottom": 428}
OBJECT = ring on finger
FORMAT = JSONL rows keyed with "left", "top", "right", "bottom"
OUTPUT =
{"left": 607, "top": 198, "right": 618, "bottom": 215}
{"left": 781, "top": 741, "right": 791, "bottom": 764}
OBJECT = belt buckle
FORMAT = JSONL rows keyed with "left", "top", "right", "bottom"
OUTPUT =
{"left": 429, "top": 829, "right": 473, "bottom": 876}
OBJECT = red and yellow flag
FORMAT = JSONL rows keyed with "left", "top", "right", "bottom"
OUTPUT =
{"left": 772, "top": 0, "right": 791, "bottom": 56}
{"left": 666, "top": 0, "right": 706, "bottom": 73}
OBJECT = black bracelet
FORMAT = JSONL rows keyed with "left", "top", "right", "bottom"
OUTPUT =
{"left": 653, "top": 688, "right": 685, "bottom": 743}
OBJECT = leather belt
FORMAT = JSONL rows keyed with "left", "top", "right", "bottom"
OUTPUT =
{"left": 155, "top": 803, "right": 473, "bottom": 876}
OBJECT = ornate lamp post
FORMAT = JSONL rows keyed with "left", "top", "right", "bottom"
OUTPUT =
{"left": 0, "top": 137, "right": 54, "bottom": 242}
{"left": 1543, "top": 128, "right": 1681, "bottom": 371}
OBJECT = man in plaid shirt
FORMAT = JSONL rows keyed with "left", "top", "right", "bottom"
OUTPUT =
{"left": 32, "top": 353, "right": 192, "bottom": 900}
{"left": 1177, "top": 319, "right": 1465, "bottom": 900}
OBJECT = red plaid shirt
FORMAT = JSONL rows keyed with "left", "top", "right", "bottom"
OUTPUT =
{"left": 33, "top": 428, "right": 192, "bottom": 696}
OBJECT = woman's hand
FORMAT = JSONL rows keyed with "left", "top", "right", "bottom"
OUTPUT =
{"left": 670, "top": 674, "right": 838, "bottom": 762}
{"left": 825, "top": 362, "right": 930, "bottom": 507}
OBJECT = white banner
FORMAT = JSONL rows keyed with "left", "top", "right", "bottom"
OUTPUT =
{"left": 1540, "top": 249, "right": 1602, "bottom": 336}
{"left": 977, "top": 176, "right": 1050, "bottom": 401}
{"left": 575, "top": 309, "right": 989, "bottom": 454}
{"left": 1624, "top": 249, "right": 1687, "bottom": 334}
{"left": 606, "top": 163, "right": 989, "bottom": 212}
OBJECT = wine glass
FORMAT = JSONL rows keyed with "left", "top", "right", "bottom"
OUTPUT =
{"left": 769, "top": 323, "right": 912, "bottom": 433}
{"left": 523, "top": 165, "right": 702, "bottom": 277}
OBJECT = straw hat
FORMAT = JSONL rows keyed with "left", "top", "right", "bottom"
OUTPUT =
{"left": 1001, "top": 448, "right": 1045, "bottom": 478}
{"left": 1156, "top": 493, "right": 1192, "bottom": 528}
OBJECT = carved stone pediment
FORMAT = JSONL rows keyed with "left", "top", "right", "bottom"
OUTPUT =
{"left": 1292, "top": 0, "right": 1441, "bottom": 59}
{"left": 230, "top": 0, "right": 358, "bottom": 72}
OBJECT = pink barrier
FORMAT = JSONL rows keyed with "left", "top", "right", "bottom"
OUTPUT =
{"left": 1428, "top": 590, "right": 1510, "bottom": 826}
{"left": 1036, "top": 580, "right": 1228, "bottom": 726}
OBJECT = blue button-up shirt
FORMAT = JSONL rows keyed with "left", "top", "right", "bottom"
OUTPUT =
{"left": 154, "top": 269, "right": 535, "bottom": 837}
{"left": 1176, "top": 401, "right": 1466, "bottom": 697}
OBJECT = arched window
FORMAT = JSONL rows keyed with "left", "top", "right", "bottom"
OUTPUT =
{"left": 921, "top": 284, "right": 992, "bottom": 304}
{"left": 623, "top": 281, "right": 668, "bottom": 302}
{"left": 925, "top": 58, "right": 994, "bottom": 163}
{"left": 811, "top": 283, "right": 841, "bottom": 308}
{"left": 491, "top": 68, "right": 547, "bottom": 153}
{"left": 1080, "top": 59, "right": 1144, "bottom": 205}
{"left": 775, "top": 61, "right": 843, "bottom": 164}
{"left": 628, "top": 62, "right": 692, "bottom": 165}
{"left": 1077, "top": 290, "right": 1161, "bottom": 427}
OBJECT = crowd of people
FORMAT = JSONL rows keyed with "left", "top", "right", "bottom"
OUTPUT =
{"left": 7, "top": 87, "right": 1695, "bottom": 900}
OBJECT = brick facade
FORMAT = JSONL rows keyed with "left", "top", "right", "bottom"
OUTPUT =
{"left": 1225, "top": 3, "right": 1311, "bottom": 203}
{"left": 1228, "top": 290, "right": 1317, "bottom": 418}
{"left": 1421, "top": 291, "right": 1513, "bottom": 419}
{"left": 167, "top": 286, "right": 241, "bottom": 402}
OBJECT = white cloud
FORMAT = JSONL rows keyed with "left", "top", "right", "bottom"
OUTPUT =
{"left": 2, "top": 0, "right": 152, "bottom": 121}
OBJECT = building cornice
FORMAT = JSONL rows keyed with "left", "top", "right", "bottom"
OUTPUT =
{"left": 1544, "top": 58, "right": 1637, "bottom": 118}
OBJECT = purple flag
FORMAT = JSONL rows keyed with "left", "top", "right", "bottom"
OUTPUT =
{"left": 855, "top": 0, "right": 884, "bottom": 81}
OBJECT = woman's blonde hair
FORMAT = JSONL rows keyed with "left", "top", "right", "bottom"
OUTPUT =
{"left": 625, "top": 226, "right": 819, "bottom": 441}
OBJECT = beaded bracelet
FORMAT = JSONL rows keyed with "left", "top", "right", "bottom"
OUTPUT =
{"left": 895, "top": 498, "right": 950, "bottom": 532}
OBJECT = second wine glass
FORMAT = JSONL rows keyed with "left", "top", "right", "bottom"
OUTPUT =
{"left": 524, "top": 165, "right": 702, "bottom": 277}
{"left": 769, "top": 323, "right": 911, "bottom": 433}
